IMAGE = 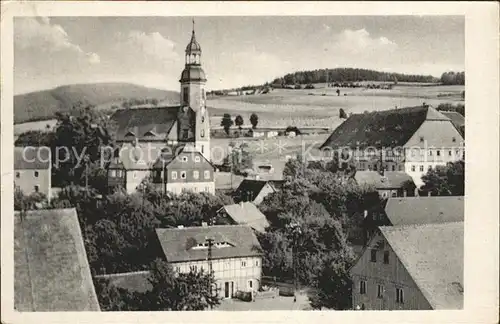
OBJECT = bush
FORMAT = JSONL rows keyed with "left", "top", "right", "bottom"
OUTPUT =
{"left": 339, "top": 108, "right": 347, "bottom": 119}
{"left": 304, "top": 84, "right": 315, "bottom": 89}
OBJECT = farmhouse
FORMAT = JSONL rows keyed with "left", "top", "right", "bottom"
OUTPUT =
{"left": 320, "top": 105, "right": 465, "bottom": 187}
{"left": 217, "top": 202, "right": 270, "bottom": 233}
{"left": 14, "top": 147, "right": 52, "bottom": 201}
{"left": 15, "top": 208, "right": 100, "bottom": 311}
{"left": 353, "top": 170, "right": 415, "bottom": 199}
{"left": 233, "top": 179, "right": 284, "bottom": 205}
{"left": 155, "top": 225, "right": 262, "bottom": 299}
{"left": 350, "top": 222, "right": 463, "bottom": 310}
{"left": 107, "top": 25, "right": 213, "bottom": 194}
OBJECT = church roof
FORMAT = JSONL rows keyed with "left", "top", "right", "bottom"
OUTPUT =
{"left": 320, "top": 105, "right": 451, "bottom": 149}
{"left": 180, "top": 65, "right": 206, "bottom": 82}
{"left": 185, "top": 30, "right": 201, "bottom": 53}
{"left": 110, "top": 106, "right": 180, "bottom": 142}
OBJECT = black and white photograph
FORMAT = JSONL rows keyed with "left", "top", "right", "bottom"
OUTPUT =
{"left": 1, "top": 1, "right": 498, "bottom": 323}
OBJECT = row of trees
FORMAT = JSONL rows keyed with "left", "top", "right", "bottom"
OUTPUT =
{"left": 271, "top": 68, "right": 438, "bottom": 86}
{"left": 220, "top": 113, "right": 259, "bottom": 135}
{"left": 440, "top": 71, "right": 465, "bottom": 85}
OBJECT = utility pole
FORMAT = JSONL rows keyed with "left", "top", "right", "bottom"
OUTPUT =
{"left": 206, "top": 236, "right": 214, "bottom": 309}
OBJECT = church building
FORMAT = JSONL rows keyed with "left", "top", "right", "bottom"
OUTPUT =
{"left": 107, "top": 24, "right": 215, "bottom": 194}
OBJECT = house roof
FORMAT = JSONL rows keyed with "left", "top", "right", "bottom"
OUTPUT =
{"left": 155, "top": 225, "right": 262, "bottom": 263}
{"left": 379, "top": 222, "right": 464, "bottom": 309}
{"left": 234, "top": 179, "right": 284, "bottom": 199}
{"left": 441, "top": 111, "right": 465, "bottom": 128}
{"left": 14, "top": 147, "right": 51, "bottom": 170}
{"left": 354, "top": 171, "right": 414, "bottom": 189}
{"left": 384, "top": 196, "right": 464, "bottom": 226}
{"left": 320, "top": 105, "right": 451, "bottom": 149}
{"left": 221, "top": 202, "right": 270, "bottom": 233}
{"left": 108, "top": 143, "right": 156, "bottom": 170}
{"left": 110, "top": 106, "right": 180, "bottom": 142}
{"left": 14, "top": 208, "right": 100, "bottom": 311}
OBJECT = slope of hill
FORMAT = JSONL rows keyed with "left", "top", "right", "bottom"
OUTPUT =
{"left": 14, "top": 83, "right": 179, "bottom": 124}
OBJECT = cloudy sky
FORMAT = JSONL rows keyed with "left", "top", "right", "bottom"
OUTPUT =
{"left": 14, "top": 16, "right": 464, "bottom": 94}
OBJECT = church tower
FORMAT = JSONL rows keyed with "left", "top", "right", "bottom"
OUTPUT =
{"left": 179, "top": 21, "right": 210, "bottom": 161}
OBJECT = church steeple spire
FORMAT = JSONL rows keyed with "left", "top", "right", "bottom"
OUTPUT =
{"left": 185, "top": 19, "right": 202, "bottom": 66}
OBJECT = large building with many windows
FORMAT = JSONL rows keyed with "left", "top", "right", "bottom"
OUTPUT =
{"left": 155, "top": 225, "right": 262, "bottom": 299}
{"left": 320, "top": 105, "right": 464, "bottom": 187}
{"left": 107, "top": 25, "right": 214, "bottom": 194}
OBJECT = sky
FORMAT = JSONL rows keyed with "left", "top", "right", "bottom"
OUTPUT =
{"left": 14, "top": 16, "right": 464, "bottom": 95}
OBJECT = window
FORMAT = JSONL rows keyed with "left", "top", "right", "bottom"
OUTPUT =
{"left": 172, "top": 171, "right": 177, "bottom": 180}
{"left": 359, "top": 280, "right": 367, "bottom": 294}
{"left": 175, "top": 266, "right": 181, "bottom": 272}
{"left": 201, "top": 145, "right": 204, "bottom": 154}
{"left": 370, "top": 249, "right": 377, "bottom": 262}
{"left": 202, "top": 89, "right": 205, "bottom": 100}
{"left": 449, "top": 150, "right": 452, "bottom": 156}
{"left": 396, "top": 288, "right": 404, "bottom": 304}
{"left": 391, "top": 192, "right": 397, "bottom": 198}
{"left": 34, "top": 185, "right": 39, "bottom": 192}
{"left": 195, "top": 156, "right": 201, "bottom": 162}
{"left": 249, "top": 280, "right": 253, "bottom": 288}
{"left": 180, "top": 171, "right": 187, "bottom": 179}
{"left": 190, "top": 265, "right": 197, "bottom": 272}
{"left": 391, "top": 165, "right": 396, "bottom": 171}
{"left": 201, "top": 129, "right": 205, "bottom": 138}
{"left": 15, "top": 172, "right": 20, "bottom": 178}
{"left": 204, "top": 170, "right": 210, "bottom": 179}
{"left": 419, "top": 136, "right": 424, "bottom": 142}
{"left": 183, "top": 88, "right": 189, "bottom": 104}
{"left": 429, "top": 150, "right": 433, "bottom": 156}
{"left": 373, "top": 164, "right": 378, "bottom": 171}
{"left": 193, "top": 171, "right": 199, "bottom": 179}
{"left": 182, "top": 156, "right": 188, "bottom": 162}
{"left": 34, "top": 171, "right": 39, "bottom": 177}
{"left": 383, "top": 251, "right": 389, "bottom": 264}
{"left": 399, "top": 165, "right": 403, "bottom": 171}
{"left": 437, "top": 150, "right": 441, "bottom": 156}
{"left": 377, "top": 285, "right": 384, "bottom": 298}
{"left": 256, "top": 260, "right": 259, "bottom": 266}
{"left": 419, "top": 165, "right": 424, "bottom": 172}
{"left": 411, "top": 165, "right": 416, "bottom": 172}
{"left": 452, "top": 137, "right": 456, "bottom": 143}
{"left": 110, "top": 170, "right": 116, "bottom": 177}
{"left": 241, "top": 261, "right": 246, "bottom": 267}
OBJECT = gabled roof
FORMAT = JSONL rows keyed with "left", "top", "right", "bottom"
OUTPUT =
{"left": 108, "top": 143, "right": 155, "bottom": 170}
{"left": 14, "top": 208, "right": 100, "bottom": 311}
{"left": 220, "top": 202, "right": 270, "bottom": 233}
{"left": 354, "top": 171, "right": 414, "bottom": 189}
{"left": 14, "top": 147, "right": 51, "bottom": 170}
{"left": 379, "top": 222, "right": 463, "bottom": 309}
{"left": 110, "top": 106, "right": 180, "bottom": 142}
{"left": 384, "top": 196, "right": 464, "bottom": 226}
{"left": 320, "top": 105, "right": 451, "bottom": 149}
{"left": 234, "top": 179, "right": 284, "bottom": 199}
{"left": 155, "top": 225, "right": 261, "bottom": 263}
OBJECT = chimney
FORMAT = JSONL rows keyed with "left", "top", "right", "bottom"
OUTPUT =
{"left": 201, "top": 222, "right": 208, "bottom": 227}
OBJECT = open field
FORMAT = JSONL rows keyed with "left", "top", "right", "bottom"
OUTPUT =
{"left": 207, "top": 85, "right": 464, "bottom": 128}
{"left": 14, "top": 119, "right": 58, "bottom": 136}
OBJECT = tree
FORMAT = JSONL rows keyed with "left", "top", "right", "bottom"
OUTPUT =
{"left": 146, "top": 259, "right": 221, "bottom": 311}
{"left": 336, "top": 89, "right": 340, "bottom": 96}
{"left": 220, "top": 113, "right": 234, "bottom": 135}
{"left": 14, "top": 188, "right": 48, "bottom": 211}
{"left": 420, "top": 161, "right": 465, "bottom": 196}
{"left": 222, "top": 144, "right": 253, "bottom": 176}
{"left": 234, "top": 115, "right": 244, "bottom": 130}
{"left": 339, "top": 108, "right": 347, "bottom": 119}
{"left": 250, "top": 113, "right": 259, "bottom": 129}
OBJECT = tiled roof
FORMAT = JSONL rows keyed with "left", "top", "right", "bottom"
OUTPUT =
{"left": 354, "top": 171, "right": 414, "bottom": 189}
{"left": 110, "top": 106, "right": 180, "bottom": 142}
{"left": 221, "top": 202, "right": 270, "bottom": 233}
{"left": 234, "top": 179, "right": 284, "bottom": 199}
{"left": 14, "top": 208, "right": 100, "bottom": 311}
{"left": 379, "top": 222, "right": 464, "bottom": 309}
{"left": 320, "top": 105, "right": 450, "bottom": 149}
{"left": 14, "top": 147, "right": 50, "bottom": 170}
{"left": 384, "top": 196, "right": 464, "bottom": 226}
{"left": 155, "top": 225, "right": 262, "bottom": 263}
